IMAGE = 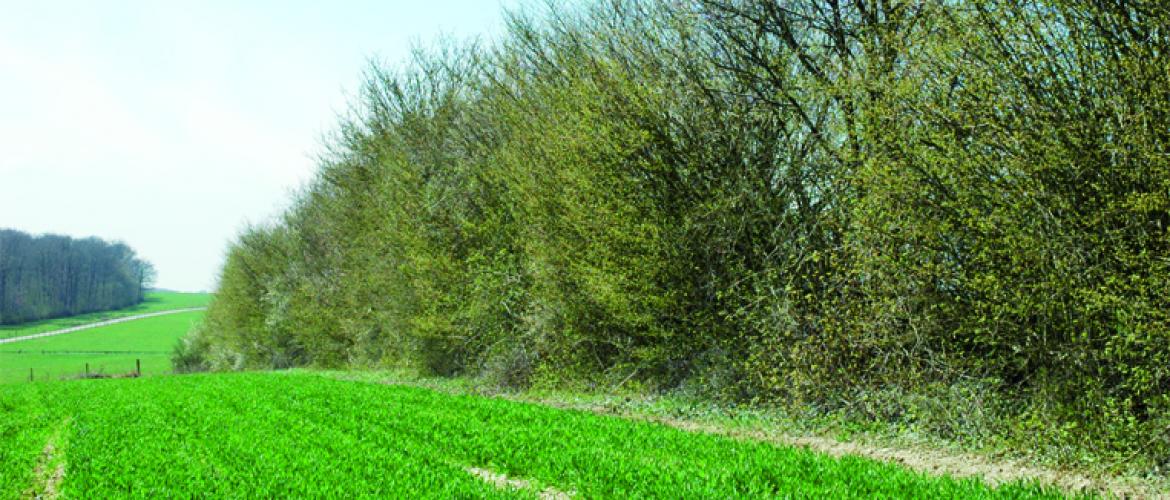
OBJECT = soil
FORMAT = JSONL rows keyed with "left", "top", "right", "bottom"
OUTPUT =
{"left": 466, "top": 466, "right": 572, "bottom": 499}
{"left": 578, "top": 403, "right": 1164, "bottom": 499}
{"left": 24, "top": 433, "right": 65, "bottom": 500}
{"left": 370, "top": 378, "right": 1165, "bottom": 499}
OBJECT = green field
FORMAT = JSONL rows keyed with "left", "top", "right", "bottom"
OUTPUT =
{"left": 0, "top": 297, "right": 1066, "bottom": 496}
{"left": 0, "top": 372, "right": 1059, "bottom": 498}
{"left": 0, "top": 311, "right": 203, "bottom": 384}
{"left": 0, "top": 291, "right": 210, "bottom": 341}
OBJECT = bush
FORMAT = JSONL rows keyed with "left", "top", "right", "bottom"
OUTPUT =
{"left": 186, "top": 0, "right": 1170, "bottom": 469}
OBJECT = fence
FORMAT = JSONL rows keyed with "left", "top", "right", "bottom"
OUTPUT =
{"left": 25, "top": 358, "right": 147, "bottom": 382}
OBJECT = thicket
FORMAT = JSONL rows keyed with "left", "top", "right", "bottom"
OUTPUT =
{"left": 185, "top": 0, "right": 1170, "bottom": 467}
{"left": 0, "top": 229, "right": 154, "bottom": 324}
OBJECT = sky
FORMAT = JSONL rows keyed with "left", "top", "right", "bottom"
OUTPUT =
{"left": 0, "top": 0, "right": 520, "bottom": 292}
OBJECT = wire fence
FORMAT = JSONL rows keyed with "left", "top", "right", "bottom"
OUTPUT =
{"left": 22, "top": 359, "right": 146, "bottom": 382}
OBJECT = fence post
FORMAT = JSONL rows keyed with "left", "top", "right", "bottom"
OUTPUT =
{"left": 85, "top": 363, "right": 89, "bottom": 377}
{"left": 136, "top": 359, "right": 141, "bottom": 377}
{"left": 29, "top": 368, "right": 33, "bottom": 382}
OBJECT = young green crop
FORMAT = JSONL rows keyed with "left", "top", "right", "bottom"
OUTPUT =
{"left": 1, "top": 373, "right": 1066, "bottom": 498}
{"left": 0, "top": 386, "right": 55, "bottom": 499}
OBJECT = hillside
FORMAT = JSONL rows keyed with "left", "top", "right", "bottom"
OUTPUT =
{"left": 0, "top": 291, "right": 210, "bottom": 341}
{"left": 0, "top": 291, "right": 210, "bottom": 384}
{"left": 0, "top": 310, "right": 204, "bottom": 384}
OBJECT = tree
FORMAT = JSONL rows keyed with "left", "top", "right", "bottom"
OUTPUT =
{"left": 0, "top": 229, "right": 154, "bottom": 324}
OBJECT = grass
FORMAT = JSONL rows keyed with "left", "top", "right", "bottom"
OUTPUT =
{"left": 0, "top": 372, "right": 1062, "bottom": 498}
{"left": 0, "top": 311, "right": 204, "bottom": 384}
{"left": 0, "top": 290, "right": 211, "bottom": 340}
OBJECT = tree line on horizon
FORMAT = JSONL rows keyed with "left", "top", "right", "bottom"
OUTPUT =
{"left": 180, "top": 0, "right": 1169, "bottom": 466}
{"left": 0, "top": 229, "right": 155, "bottom": 325}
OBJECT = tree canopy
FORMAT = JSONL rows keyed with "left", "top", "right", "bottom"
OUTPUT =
{"left": 184, "top": 0, "right": 1170, "bottom": 467}
{"left": 0, "top": 229, "right": 155, "bottom": 325}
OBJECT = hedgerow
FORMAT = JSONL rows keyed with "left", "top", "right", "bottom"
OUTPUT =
{"left": 184, "top": 0, "right": 1170, "bottom": 469}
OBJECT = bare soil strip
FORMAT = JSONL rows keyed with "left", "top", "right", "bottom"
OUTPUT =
{"left": 0, "top": 308, "right": 206, "bottom": 345}
{"left": 573, "top": 404, "right": 1162, "bottom": 499}
{"left": 369, "top": 377, "right": 1163, "bottom": 499}
{"left": 23, "top": 421, "right": 68, "bottom": 500}
{"left": 466, "top": 466, "right": 573, "bottom": 499}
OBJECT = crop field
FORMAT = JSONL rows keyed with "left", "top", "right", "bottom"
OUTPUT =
{"left": 0, "top": 373, "right": 1060, "bottom": 498}
{"left": 0, "top": 311, "right": 203, "bottom": 384}
{"left": 0, "top": 291, "right": 210, "bottom": 340}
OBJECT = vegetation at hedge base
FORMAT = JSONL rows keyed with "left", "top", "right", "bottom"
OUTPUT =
{"left": 0, "top": 229, "right": 155, "bottom": 325}
{"left": 180, "top": 0, "right": 1170, "bottom": 471}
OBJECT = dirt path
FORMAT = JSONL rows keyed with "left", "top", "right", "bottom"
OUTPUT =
{"left": 359, "top": 376, "right": 1165, "bottom": 498}
{"left": 24, "top": 419, "right": 69, "bottom": 500}
{"left": 0, "top": 308, "right": 207, "bottom": 345}
{"left": 467, "top": 467, "right": 573, "bottom": 499}
{"left": 554, "top": 403, "right": 1162, "bottom": 498}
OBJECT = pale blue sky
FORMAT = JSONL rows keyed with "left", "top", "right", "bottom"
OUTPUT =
{"left": 0, "top": 0, "right": 520, "bottom": 292}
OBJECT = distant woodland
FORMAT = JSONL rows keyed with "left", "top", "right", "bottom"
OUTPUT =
{"left": 182, "top": 0, "right": 1169, "bottom": 467}
{"left": 0, "top": 229, "right": 155, "bottom": 325}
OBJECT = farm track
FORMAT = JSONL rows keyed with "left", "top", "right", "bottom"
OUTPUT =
{"left": 355, "top": 376, "right": 1166, "bottom": 499}
{"left": 25, "top": 421, "right": 68, "bottom": 500}
{"left": 0, "top": 308, "right": 206, "bottom": 345}
{"left": 613, "top": 413, "right": 1156, "bottom": 498}
{"left": 542, "top": 404, "right": 1162, "bottom": 498}
{"left": 466, "top": 467, "right": 573, "bottom": 499}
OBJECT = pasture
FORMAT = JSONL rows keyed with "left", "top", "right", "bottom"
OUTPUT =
{"left": 0, "top": 311, "right": 203, "bottom": 384}
{"left": 0, "top": 291, "right": 210, "bottom": 341}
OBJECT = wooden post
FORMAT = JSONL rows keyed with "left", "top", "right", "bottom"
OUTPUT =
{"left": 85, "top": 363, "right": 90, "bottom": 377}
{"left": 136, "top": 359, "right": 141, "bottom": 377}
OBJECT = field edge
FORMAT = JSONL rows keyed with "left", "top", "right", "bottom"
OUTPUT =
{"left": 313, "top": 369, "right": 1165, "bottom": 498}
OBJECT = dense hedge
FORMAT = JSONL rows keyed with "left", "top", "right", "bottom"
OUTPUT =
{"left": 185, "top": 1, "right": 1170, "bottom": 466}
{"left": 0, "top": 229, "right": 155, "bottom": 324}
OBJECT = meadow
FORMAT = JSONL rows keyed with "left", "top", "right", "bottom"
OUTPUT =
{"left": 0, "top": 372, "right": 1061, "bottom": 499}
{"left": 0, "top": 311, "right": 204, "bottom": 384}
{"left": 0, "top": 291, "right": 210, "bottom": 341}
